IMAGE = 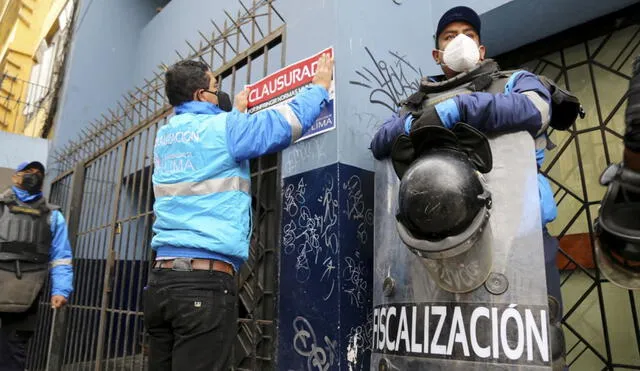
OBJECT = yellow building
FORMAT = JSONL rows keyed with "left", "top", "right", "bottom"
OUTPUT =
{"left": 0, "top": 0, "right": 74, "bottom": 138}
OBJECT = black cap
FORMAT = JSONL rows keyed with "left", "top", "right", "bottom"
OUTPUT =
{"left": 15, "top": 161, "right": 45, "bottom": 174}
{"left": 436, "top": 6, "right": 481, "bottom": 43}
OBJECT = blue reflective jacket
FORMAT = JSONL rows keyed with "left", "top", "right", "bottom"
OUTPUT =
{"left": 12, "top": 187, "right": 74, "bottom": 298}
{"left": 152, "top": 85, "right": 329, "bottom": 271}
{"left": 370, "top": 70, "right": 558, "bottom": 226}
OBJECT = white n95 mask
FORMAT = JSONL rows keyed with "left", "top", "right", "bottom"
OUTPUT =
{"left": 440, "top": 34, "right": 480, "bottom": 72}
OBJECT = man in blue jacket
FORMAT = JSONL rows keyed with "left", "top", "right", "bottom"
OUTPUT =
{"left": 371, "top": 3, "right": 564, "bottom": 353}
{"left": 144, "top": 54, "right": 333, "bottom": 371}
{"left": 0, "top": 161, "right": 74, "bottom": 371}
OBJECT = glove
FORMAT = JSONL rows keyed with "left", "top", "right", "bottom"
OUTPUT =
{"left": 409, "top": 106, "right": 456, "bottom": 156}
{"left": 410, "top": 105, "right": 445, "bottom": 131}
{"left": 390, "top": 134, "right": 415, "bottom": 180}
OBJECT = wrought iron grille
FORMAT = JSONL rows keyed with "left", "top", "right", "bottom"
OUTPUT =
{"left": 498, "top": 9, "right": 640, "bottom": 371}
{"left": 25, "top": 1, "right": 285, "bottom": 370}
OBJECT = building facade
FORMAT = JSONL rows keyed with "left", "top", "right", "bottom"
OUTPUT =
{"left": 0, "top": 0, "right": 74, "bottom": 138}
{"left": 26, "top": 0, "right": 640, "bottom": 370}
{"left": 0, "top": 0, "right": 74, "bottom": 192}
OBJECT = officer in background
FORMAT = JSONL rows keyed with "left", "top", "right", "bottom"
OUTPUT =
{"left": 595, "top": 55, "right": 640, "bottom": 290}
{"left": 370, "top": 6, "right": 574, "bottom": 369}
{"left": 0, "top": 161, "right": 74, "bottom": 371}
{"left": 144, "top": 54, "right": 333, "bottom": 370}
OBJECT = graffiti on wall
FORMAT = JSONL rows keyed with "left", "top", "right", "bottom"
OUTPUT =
{"left": 349, "top": 47, "right": 423, "bottom": 113}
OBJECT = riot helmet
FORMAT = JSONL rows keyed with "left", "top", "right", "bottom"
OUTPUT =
{"left": 595, "top": 163, "right": 640, "bottom": 290}
{"left": 392, "top": 123, "right": 494, "bottom": 293}
{"left": 397, "top": 147, "right": 491, "bottom": 242}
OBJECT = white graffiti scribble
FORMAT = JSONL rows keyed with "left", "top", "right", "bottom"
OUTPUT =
{"left": 343, "top": 175, "right": 374, "bottom": 246}
{"left": 321, "top": 257, "right": 336, "bottom": 301}
{"left": 347, "top": 330, "right": 359, "bottom": 370}
{"left": 282, "top": 173, "right": 339, "bottom": 300}
{"left": 293, "top": 316, "right": 338, "bottom": 371}
{"left": 318, "top": 174, "right": 339, "bottom": 255}
{"left": 346, "top": 310, "right": 375, "bottom": 371}
{"left": 283, "top": 220, "right": 297, "bottom": 255}
{"left": 343, "top": 256, "right": 368, "bottom": 308}
{"left": 284, "top": 178, "right": 307, "bottom": 217}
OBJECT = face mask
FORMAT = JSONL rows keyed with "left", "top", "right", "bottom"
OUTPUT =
{"left": 21, "top": 173, "right": 43, "bottom": 194}
{"left": 440, "top": 34, "right": 480, "bottom": 73}
{"left": 216, "top": 91, "right": 233, "bottom": 112}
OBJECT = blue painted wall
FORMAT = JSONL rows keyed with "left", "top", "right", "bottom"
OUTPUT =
{"left": 335, "top": 0, "right": 437, "bottom": 172}
{"left": 0, "top": 131, "right": 50, "bottom": 192}
{"left": 280, "top": 163, "right": 374, "bottom": 370}
{"left": 52, "top": 0, "right": 164, "bottom": 150}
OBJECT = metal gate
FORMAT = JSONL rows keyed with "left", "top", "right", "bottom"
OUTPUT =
{"left": 25, "top": 1, "right": 285, "bottom": 370}
{"left": 497, "top": 8, "right": 640, "bottom": 370}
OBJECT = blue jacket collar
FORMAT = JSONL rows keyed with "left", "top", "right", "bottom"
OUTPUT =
{"left": 12, "top": 186, "right": 43, "bottom": 203}
{"left": 175, "top": 101, "right": 223, "bottom": 115}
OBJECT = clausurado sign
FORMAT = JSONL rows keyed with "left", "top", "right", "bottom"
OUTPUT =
{"left": 246, "top": 47, "right": 336, "bottom": 142}
{"left": 373, "top": 302, "right": 550, "bottom": 366}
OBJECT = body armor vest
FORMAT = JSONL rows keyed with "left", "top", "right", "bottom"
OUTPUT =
{"left": 400, "top": 59, "right": 582, "bottom": 153}
{"left": 0, "top": 189, "right": 58, "bottom": 264}
{"left": 401, "top": 59, "right": 509, "bottom": 114}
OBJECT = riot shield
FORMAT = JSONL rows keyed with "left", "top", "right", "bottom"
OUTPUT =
{"left": 371, "top": 131, "right": 553, "bottom": 370}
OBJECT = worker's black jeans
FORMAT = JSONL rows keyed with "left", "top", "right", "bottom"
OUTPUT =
{"left": 0, "top": 296, "right": 39, "bottom": 371}
{"left": 143, "top": 268, "right": 237, "bottom": 371}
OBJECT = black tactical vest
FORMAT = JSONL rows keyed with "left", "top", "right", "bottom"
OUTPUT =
{"left": 400, "top": 59, "right": 582, "bottom": 152}
{"left": 400, "top": 60, "right": 509, "bottom": 116}
{"left": 0, "top": 189, "right": 58, "bottom": 264}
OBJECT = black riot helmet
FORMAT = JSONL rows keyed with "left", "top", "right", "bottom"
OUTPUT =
{"left": 396, "top": 146, "right": 492, "bottom": 259}
{"left": 594, "top": 164, "right": 640, "bottom": 289}
{"left": 391, "top": 122, "right": 494, "bottom": 293}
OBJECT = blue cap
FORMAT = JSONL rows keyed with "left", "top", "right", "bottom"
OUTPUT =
{"left": 436, "top": 6, "right": 481, "bottom": 42}
{"left": 16, "top": 161, "right": 45, "bottom": 174}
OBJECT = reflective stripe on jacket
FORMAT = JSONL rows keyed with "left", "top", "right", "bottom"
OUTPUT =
{"left": 151, "top": 85, "right": 329, "bottom": 270}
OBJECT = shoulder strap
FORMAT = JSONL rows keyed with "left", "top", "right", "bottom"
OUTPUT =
{"left": 537, "top": 75, "right": 585, "bottom": 131}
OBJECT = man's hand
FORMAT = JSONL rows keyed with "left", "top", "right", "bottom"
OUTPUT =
{"left": 312, "top": 53, "right": 334, "bottom": 91}
{"left": 234, "top": 88, "right": 249, "bottom": 113}
{"left": 51, "top": 295, "right": 67, "bottom": 309}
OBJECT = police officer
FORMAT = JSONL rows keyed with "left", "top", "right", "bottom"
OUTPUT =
{"left": 595, "top": 55, "right": 640, "bottom": 290}
{"left": 370, "top": 6, "right": 569, "bottom": 368}
{"left": 0, "top": 161, "right": 74, "bottom": 371}
{"left": 144, "top": 54, "right": 333, "bottom": 371}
